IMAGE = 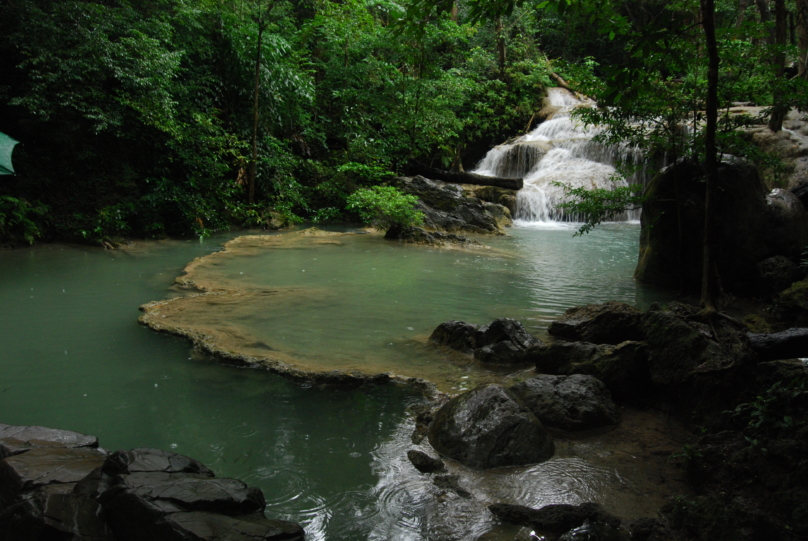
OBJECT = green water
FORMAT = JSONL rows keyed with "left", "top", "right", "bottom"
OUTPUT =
{"left": 0, "top": 224, "right": 674, "bottom": 540}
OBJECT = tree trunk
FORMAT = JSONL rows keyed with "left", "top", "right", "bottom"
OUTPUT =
{"left": 798, "top": 0, "right": 808, "bottom": 78}
{"left": 495, "top": 17, "right": 506, "bottom": 74}
{"left": 701, "top": 0, "right": 720, "bottom": 312}
{"left": 249, "top": 21, "right": 264, "bottom": 205}
{"left": 767, "top": 0, "right": 788, "bottom": 132}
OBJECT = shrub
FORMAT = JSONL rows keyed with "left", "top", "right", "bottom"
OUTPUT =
{"left": 345, "top": 186, "right": 424, "bottom": 231}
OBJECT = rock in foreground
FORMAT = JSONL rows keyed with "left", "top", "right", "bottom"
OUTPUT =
{"left": 427, "top": 384, "right": 554, "bottom": 469}
{"left": 0, "top": 424, "right": 305, "bottom": 541}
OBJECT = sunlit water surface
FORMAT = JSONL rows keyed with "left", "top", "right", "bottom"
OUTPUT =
{"left": 0, "top": 224, "right": 681, "bottom": 540}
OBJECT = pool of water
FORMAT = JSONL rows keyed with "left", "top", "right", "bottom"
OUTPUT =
{"left": 0, "top": 224, "right": 683, "bottom": 540}
{"left": 143, "top": 223, "right": 668, "bottom": 393}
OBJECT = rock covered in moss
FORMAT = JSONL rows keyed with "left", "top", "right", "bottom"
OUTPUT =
{"left": 427, "top": 384, "right": 554, "bottom": 469}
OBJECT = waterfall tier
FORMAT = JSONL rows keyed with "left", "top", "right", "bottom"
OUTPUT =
{"left": 474, "top": 88, "right": 646, "bottom": 223}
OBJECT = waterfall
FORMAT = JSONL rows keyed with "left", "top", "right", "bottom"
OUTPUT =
{"left": 473, "top": 88, "right": 647, "bottom": 224}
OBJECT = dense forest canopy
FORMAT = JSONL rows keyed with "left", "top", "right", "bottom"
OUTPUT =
{"left": 0, "top": 0, "right": 806, "bottom": 245}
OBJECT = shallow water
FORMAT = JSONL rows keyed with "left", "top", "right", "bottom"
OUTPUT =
{"left": 0, "top": 225, "right": 685, "bottom": 540}
{"left": 144, "top": 223, "right": 668, "bottom": 392}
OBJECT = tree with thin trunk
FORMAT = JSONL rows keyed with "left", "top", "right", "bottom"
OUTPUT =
{"left": 798, "top": 0, "right": 808, "bottom": 78}
{"left": 701, "top": 0, "right": 720, "bottom": 312}
{"left": 249, "top": 1, "right": 269, "bottom": 205}
{"left": 768, "top": 0, "right": 789, "bottom": 131}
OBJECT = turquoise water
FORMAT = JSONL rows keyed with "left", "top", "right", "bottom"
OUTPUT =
{"left": 0, "top": 224, "right": 675, "bottom": 540}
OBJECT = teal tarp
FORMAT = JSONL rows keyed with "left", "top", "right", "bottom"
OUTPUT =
{"left": 0, "top": 132, "right": 19, "bottom": 175}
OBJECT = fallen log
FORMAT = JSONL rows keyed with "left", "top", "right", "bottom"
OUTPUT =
{"left": 405, "top": 163, "right": 523, "bottom": 190}
{"left": 747, "top": 328, "right": 808, "bottom": 361}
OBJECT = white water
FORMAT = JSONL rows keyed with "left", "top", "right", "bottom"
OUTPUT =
{"left": 474, "top": 88, "right": 647, "bottom": 223}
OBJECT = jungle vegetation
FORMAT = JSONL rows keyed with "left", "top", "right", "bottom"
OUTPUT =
{"left": 0, "top": 0, "right": 806, "bottom": 251}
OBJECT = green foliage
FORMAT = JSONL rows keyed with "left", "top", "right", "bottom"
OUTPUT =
{"left": 345, "top": 186, "right": 424, "bottom": 231}
{"left": 726, "top": 378, "right": 808, "bottom": 447}
{"left": 0, "top": 196, "right": 48, "bottom": 244}
{"left": 553, "top": 181, "right": 645, "bottom": 236}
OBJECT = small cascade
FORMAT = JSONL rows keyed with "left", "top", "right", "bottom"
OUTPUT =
{"left": 473, "top": 88, "right": 647, "bottom": 223}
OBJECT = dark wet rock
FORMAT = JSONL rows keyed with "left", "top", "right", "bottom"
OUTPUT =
{"left": 528, "top": 341, "right": 650, "bottom": 402}
{"left": 747, "top": 328, "right": 808, "bottom": 361}
{"left": 407, "top": 450, "right": 446, "bottom": 474}
{"left": 102, "top": 448, "right": 214, "bottom": 477}
{"left": 392, "top": 176, "right": 508, "bottom": 235}
{"left": 488, "top": 502, "right": 619, "bottom": 534}
{"left": 0, "top": 424, "right": 99, "bottom": 459}
{"left": 430, "top": 318, "right": 541, "bottom": 364}
{"left": 432, "top": 474, "right": 471, "bottom": 498}
{"left": 429, "top": 321, "right": 481, "bottom": 354}
{"left": 0, "top": 483, "right": 114, "bottom": 541}
{"left": 640, "top": 307, "right": 750, "bottom": 388}
{"left": 757, "top": 255, "right": 802, "bottom": 294}
{"left": 476, "top": 318, "right": 540, "bottom": 350}
{"left": 793, "top": 180, "right": 808, "bottom": 209}
{"left": 547, "top": 301, "right": 644, "bottom": 345}
{"left": 509, "top": 374, "right": 621, "bottom": 431}
{"left": 472, "top": 318, "right": 542, "bottom": 364}
{"left": 0, "top": 426, "right": 305, "bottom": 541}
{"left": 0, "top": 447, "right": 107, "bottom": 507}
{"left": 427, "top": 384, "right": 554, "bottom": 469}
{"left": 384, "top": 225, "right": 484, "bottom": 247}
{"left": 635, "top": 159, "right": 808, "bottom": 294}
{"left": 473, "top": 341, "right": 528, "bottom": 365}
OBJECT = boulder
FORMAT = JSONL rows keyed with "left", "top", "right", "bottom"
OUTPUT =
{"left": 430, "top": 318, "right": 542, "bottom": 364}
{"left": 392, "top": 176, "right": 509, "bottom": 235}
{"left": 509, "top": 374, "right": 621, "bottom": 431}
{"left": 547, "top": 301, "right": 644, "bottom": 345}
{"left": 429, "top": 321, "right": 480, "bottom": 354}
{"left": 0, "top": 430, "right": 305, "bottom": 541}
{"left": 432, "top": 474, "right": 471, "bottom": 499}
{"left": 488, "top": 502, "right": 620, "bottom": 534}
{"left": 95, "top": 449, "right": 305, "bottom": 541}
{"left": 407, "top": 450, "right": 446, "bottom": 474}
{"left": 640, "top": 306, "right": 744, "bottom": 388}
{"left": 757, "top": 255, "right": 803, "bottom": 294}
{"left": 0, "top": 483, "right": 114, "bottom": 541}
{"left": 473, "top": 341, "right": 529, "bottom": 365}
{"left": 427, "top": 384, "right": 554, "bottom": 469}
{"left": 0, "top": 447, "right": 106, "bottom": 508}
{"left": 528, "top": 341, "right": 650, "bottom": 401}
{"left": 476, "top": 318, "right": 540, "bottom": 350}
{"left": 635, "top": 159, "right": 808, "bottom": 294}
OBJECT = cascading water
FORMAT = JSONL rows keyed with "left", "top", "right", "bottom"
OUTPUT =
{"left": 474, "top": 88, "right": 648, "bottom": 223}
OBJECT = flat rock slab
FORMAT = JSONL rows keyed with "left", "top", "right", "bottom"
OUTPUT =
{"left": 109, "top": 471, "right": 266, "bottom": 515}
{"left": 0, "top": 424, "right": 98, "bottom": 458}
{"left": 104, "top": 448, "right": 214, "bottom": 477}
{"left": 0, "top": 447, "right": 106, "bottom": 505}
